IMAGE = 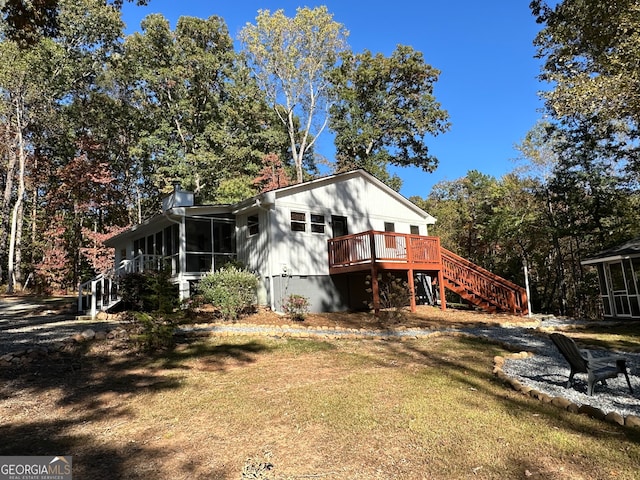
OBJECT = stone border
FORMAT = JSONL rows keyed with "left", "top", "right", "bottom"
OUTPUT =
{"left": 177, "top": 321, "right": 445, "bottom": 341}
{"left": 0, "top": 326, "right": 129, "bottom": 368}
{"left": 493, "top": 352, "right": 640, "bottom": 428}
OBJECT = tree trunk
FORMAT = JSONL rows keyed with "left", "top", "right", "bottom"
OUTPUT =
{"left": 14, "top": 196, "right": 24, "bottom": 289}
{"left": 286, "top": 108, "right": 304, "bottom": 184}
{"left": 544, "top": 187, "right": 567, "bottom": 315}
{"left": 0, "top": 121, "right": 17, "bottom": 284}
{"left": 31, "top": 157, "right": 38, "bottom": 247}
{"left": 7, "top": 98, "right": 26, "bottom": 294}
{"left": 136, "top": 183, "right": 142, "bottom": 224}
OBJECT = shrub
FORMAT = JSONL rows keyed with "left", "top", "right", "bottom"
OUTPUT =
{"left": 119, "top": 270, "right": 179, "bottom": 314}
{"left": 281, "top": 294, "right": 310, "bottom": 321}
{"left": 365, "top": 272, "right": 411, "bottom": 320}
{"left": 198, "top": 266, "right": 259, "bottom": 321}
{"left": 127, "top": 312, "right": 176, "bottom": 352}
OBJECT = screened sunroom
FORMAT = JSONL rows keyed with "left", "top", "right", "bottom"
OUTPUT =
{"left": 102, "top": 186, "right": 237, "bottom": 301}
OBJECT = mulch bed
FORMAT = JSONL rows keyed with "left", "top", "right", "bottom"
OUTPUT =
{"left": 185, "top": 304, "right": 538, "bottom": 331}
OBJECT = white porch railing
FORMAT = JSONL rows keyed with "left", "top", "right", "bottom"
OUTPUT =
{"left": 77, "top": 254, "right": 163, "bottom": 318}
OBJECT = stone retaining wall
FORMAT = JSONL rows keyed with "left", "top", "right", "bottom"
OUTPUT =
{"left": 177, "top": 322, "right": 445, "bottom": 341}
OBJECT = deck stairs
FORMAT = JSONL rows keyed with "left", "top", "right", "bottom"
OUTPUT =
{"left": 77, "top": 272, "right": 122, "bottom": 318}
{"left": 77, "top": 255, "right": 163, "bottom": 318}
{"left": 441, "top": 247, "right": 528, "bottom": 315}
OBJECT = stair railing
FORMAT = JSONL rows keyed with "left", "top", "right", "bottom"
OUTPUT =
{"left": 441, "top": 247, "right": 528, "bottom": 315}
{"left": 77, "top": 254, "right": 163, "bottom": 317}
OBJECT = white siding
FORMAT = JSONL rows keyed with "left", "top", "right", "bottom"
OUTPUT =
{"left": 235, "top": 209, "right": 272, "bottom": 306}
{"left": 236, "top": 209, "right": 269, "bottom": 275}
{"left": 267, "top": 174, "right": 432, "bottom": 276}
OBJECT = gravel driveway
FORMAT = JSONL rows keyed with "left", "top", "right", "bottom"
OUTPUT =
{"left": 0, "top": 296, "right": 121, "bottom": 355}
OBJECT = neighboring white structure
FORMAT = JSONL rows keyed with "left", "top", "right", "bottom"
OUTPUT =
{"left": 98, "top": 170, "right": 436, "bottom": 313}
{"left": 581, "top": 237, "right": 640, "bottom": 319}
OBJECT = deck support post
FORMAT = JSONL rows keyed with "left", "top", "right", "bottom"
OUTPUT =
{"left": 407, "top": 269, "right": 416, "bottom": 313}
{"left": 437, "top": 270, "right": 447, "bottom": 311}
{"left": 369, "top": 232, "right": 380, "bottom": 316}
{"left": 371, "top": 265, "right": 380, "bottom": 316}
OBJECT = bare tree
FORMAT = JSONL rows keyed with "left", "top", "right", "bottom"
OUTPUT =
{"left": 240, "top": 6, "right": 348, "bottom": 183}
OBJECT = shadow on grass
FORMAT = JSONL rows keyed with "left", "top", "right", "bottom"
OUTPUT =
{"left": 0, "top": 336, "right": 272, "bottom": 479}
{"left": 0, "top": 414, "right": 235, "bottom": 479}
{"left": 0, "top": 337, "right": 274, "bottom": 405}
{"left": 154, "top": 338, "right": 273, "bottom": 370}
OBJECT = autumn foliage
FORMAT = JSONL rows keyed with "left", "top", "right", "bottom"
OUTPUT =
{"left": 254, "top": 153, "right": 291, "bottom": 193}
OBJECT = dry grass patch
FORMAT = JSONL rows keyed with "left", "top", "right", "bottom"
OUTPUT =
{"left": 1, "top": 330, "right": 640, "bottom": 479}
{"left": 554, "top": 322, "right": 640, "bottom": 353}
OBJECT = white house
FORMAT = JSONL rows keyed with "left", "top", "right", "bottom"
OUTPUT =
{"left": 81, "top": 169, "right": 528, "bottom": 317}
{"left": 92, "top": 170, "right": 436, "bottom": 314}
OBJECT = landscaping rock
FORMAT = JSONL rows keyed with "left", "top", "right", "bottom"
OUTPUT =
{"left": 625, "top": 415, "right": 640, "bottom": 428}
{"left": 578, "top": 405, "right": 606, "bottom": 420}
{"left": 605, "top": 412, "right": 625, "bottom": 426}
{"left": 551, "top": 397, "right": 573, "bottom": 409}
{"left": 519, "top": 385, "right": 532, "bottom": 395}
{"left": 539, "top": 393, "right": 553, "bottom": 403}
{"left": 81, "top": 329, "right": 96, "bottom": 340}
{"left": 567, "top": 402, "right": 580, "bottom": 413}
{"left": 508, "top": 379, "right": 522, "bottom": 391}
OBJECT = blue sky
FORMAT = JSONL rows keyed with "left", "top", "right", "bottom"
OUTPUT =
{"left": 121, "top": 1, "right": 545, "bottom": 199}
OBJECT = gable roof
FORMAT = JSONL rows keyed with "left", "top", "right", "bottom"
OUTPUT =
{"left": 233, "top": 169, "right": 436, "bottom": 223}
{"left": 581, "top": 237, "right": 640, "bottom": 265}
{"left": 105, "top": 169, "right": 435, "bottom": 246}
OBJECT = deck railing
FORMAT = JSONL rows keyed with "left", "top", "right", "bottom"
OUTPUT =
{"left": 328, "top": 231, "right": 528, "bottom": 315}
{"left": 328, "top": 231, "right": 442, "bottom": 270}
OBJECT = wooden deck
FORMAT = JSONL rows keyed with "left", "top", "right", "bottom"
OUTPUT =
{"left": 328, "top": 231, "right": 528, "bottom": 316}
{"left": 328, "top": 231, "right": 443, "bottom": 274}
{"left": 328, "top": 231, "right": 446, "bottom": 313}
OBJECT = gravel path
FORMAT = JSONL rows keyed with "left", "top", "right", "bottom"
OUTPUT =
{"left": 0, "top": 297, "right": 120, "bottom": 355}
{"left": 458, "top": 323, "right": 640, "bottom": 419}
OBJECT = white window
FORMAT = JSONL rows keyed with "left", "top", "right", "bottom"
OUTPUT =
{"left": 247, "top": 215, "right": 259, "bottom": 237}
{"left": 291, "top": 212, "right": 306, "bottom": 232}
{"left": 310, "top": 214, "right": 325, "bottom": 234}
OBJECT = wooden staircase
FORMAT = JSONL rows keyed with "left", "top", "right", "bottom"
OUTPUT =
{"left": 327, "top": 231, "right": 529, "bottom": 316}
{"left": 441, "top": 247, "right": 528, "bottom": 315}
{"left": 77, "top": 254, "right": 164, "bottom": 318}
